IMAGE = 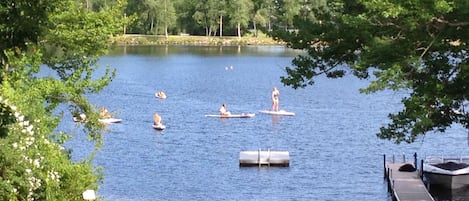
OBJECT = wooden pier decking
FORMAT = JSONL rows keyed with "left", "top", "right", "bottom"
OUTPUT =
{"left": 384, "top": 155, "right": 434, "bottom": 201}
{"left": 239, "top": 149, "right": 289, "bottom": 167}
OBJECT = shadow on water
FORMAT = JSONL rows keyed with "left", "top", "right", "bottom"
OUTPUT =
{"left": 429, "top": 185, "right": 469, "bottom": 201}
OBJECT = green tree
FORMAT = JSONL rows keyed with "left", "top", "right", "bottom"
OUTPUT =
{"left": 0, "top": 0, "right": 125, "bottom": 199}
{"left": 252, "top": 0, "right": 276, "bottom": 36}
{"left": 274, "top": 0, "right": 301, "bottom": 30}
{"left": 192, "top": 0, "right": 217, "bottom": 36}
{"left": 228, "top": 0, "right": 254, "bottom": 38}
{"left": 192, "top": 0, "right": 226, "bottom": 37}
{"left": 215, "top": 0, "right": 227, "bottom": 37}
{"left": 159, "top": 0, "right": 177, "bottom": 38}
{"left": 272, "top": 0, "right": 469, "bottom": 143}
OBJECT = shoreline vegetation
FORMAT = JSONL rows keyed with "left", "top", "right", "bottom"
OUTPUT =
{"left": 110, "top": 34, "right": 285, "bottom": 46}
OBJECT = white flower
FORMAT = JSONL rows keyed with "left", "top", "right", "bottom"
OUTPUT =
{"left": 12, "top": 142, "right": 18, "bottom": 148}
{"left": 25, "top": 137, "right": 34, "bottom": 146}
{"left": 26, "top": 125, "right": 34, "bottom": 133}
{"left": 32, "top": 159, "right": 40, "bottom": 168}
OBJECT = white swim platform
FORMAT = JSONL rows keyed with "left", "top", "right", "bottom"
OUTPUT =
{"left": 239, "top": 149, "right": 290, "bottom": 167}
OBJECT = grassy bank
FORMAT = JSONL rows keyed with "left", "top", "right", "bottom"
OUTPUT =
{"left": 110, "top": 34, "right": 285, "bottom": 46}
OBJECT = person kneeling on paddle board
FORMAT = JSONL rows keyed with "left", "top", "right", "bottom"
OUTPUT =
{"left": 219, "top": 103, "right": 231, "bottom": 116}
{"left": 153, "top": 113, "right": 163, "bottom": 126}
{"left": 99, "top": 107, "right": 112, "bottom": 119}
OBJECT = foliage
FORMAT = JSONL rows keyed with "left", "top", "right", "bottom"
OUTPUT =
{"left": 0, "top": 0, "right": 125, "bottom": 200}
{"left": 228, "top": 0, "right": 254, "bottom": 38}
{"left": 271, "top": 0, "right": 469, "bottom": 144}
{"left": 117, "top": 0, "right": 317, "bottom": 36}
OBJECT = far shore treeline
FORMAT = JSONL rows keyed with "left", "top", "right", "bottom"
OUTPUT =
{"left": 99, "top": 0, "right": 327, "bottom": 45}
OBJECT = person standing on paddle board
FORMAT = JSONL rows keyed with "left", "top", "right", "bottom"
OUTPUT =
{"left": 219, "top": 103, "right": 231, "bottom": 116}
{"left": 272, "top": 87, "right": 280, "bottom": 111}
{"left": 153, "top": 113, "right": 163, "bottom": 126}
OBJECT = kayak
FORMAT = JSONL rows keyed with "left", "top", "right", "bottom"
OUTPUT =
{"left": 258, "top": 110, "right": 295, "bottom": 116}
{"left": 205, "top": 113, "right": 255, "bottom": 118}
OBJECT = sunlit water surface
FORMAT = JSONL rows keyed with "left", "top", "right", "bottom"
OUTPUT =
{"left": 59, "top": 45, "right": 469, "bottom": 201}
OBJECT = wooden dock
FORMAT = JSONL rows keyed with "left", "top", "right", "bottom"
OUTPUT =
{"left": 384, "top": 155, "right": 434, "bottom": 201}
{"left": 239, "top": 149, "right": 289, "bottom": 167}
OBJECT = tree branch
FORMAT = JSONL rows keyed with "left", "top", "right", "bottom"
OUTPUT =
{"left": 432, "top": 17, "right": 469, "bottom": 27}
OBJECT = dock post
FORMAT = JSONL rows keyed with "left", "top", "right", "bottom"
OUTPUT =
{"left": 414, "top": 152, "right": 417, "bottom": 169}
{"left": 403, "top": 153, "right": 406, "bottom": 163}
{"left": 386, "top": 167, "right": 391, "bottom": 192}
{"left": 383, "top": 154, "right": 386, "bottom": 178}
{"left": 420, "top": 159, "right": 424, "bottom": 179}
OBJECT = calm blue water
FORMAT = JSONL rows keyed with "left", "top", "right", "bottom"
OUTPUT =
{"left": 62, "top": 45, "right": 469, "bottom": 201}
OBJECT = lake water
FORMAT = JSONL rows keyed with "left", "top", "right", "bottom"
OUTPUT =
{"left": 62, "top": 45, "right": 469, "bottom": 201}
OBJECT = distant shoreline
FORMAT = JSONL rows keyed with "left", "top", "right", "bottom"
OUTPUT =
{"left": 110, "top": 34, "right": 285, "bottom": 46}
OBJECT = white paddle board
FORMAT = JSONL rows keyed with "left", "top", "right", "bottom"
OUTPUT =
{"left": 152, "top": 124, "right": 166, "bottom": 130}
{"left": 205, "top": 113, "right": 255, "bottom": 118}
{"left": 98, "top": 118, "right": 123, "bottom": 123}
{"left": 258, "top": 110, "right": 295, "bottom": 116}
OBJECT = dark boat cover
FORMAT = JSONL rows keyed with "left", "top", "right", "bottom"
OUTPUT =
{"left": 433, "top": 161, "right": 469, "bottom": 171}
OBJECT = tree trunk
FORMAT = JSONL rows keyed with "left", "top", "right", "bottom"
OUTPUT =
{"left": 150, "top": 18, "right": 154, "bottom": 34}
{"left": 164, "top": 25, "right": 168, "bottom": 39}
{"left": 123, "top": 13, "right": 127, "bottom": 35}
{"left": 155, "top": 20, "right": 159, "bottom": 35}
{"left": 164, "top": 0, "right": 168, "bottom": 39}
{"left": 219, "top": 15, "right": 223, "bottom": 37}
{"left": 253, "top": 22, "right": 257, "bottom": 37}
{"left": 237, "top": 23, "right": 241, "bottom": 38}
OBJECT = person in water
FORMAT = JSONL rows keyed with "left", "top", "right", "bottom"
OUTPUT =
{"left": 153, "top": 113, "right": 163, "bottom": 126}
{"left": 219, "top": 103, "right": 231, "bottom": 116}
{"left": 271, "top": 87, "right": 280, "bottom": 111}
{"left": 99, "top": 107, "right": 112, "bottom": 119}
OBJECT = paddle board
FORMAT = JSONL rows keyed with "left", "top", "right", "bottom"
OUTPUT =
{"left": 205, "top": 113, "right": 255, "bottom": 118}
{"left": 258, "top": 110, "right": 295, "bottom": 116}
{"left": 152, "top": 124, "right": 166, "bottom": 130}
{"left": 98, "top": 118, "right": 123, "bottom": 123}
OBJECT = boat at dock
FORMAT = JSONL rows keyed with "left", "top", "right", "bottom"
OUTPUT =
{"left": 423, "top": 156, "right": 469, "bottom": 189}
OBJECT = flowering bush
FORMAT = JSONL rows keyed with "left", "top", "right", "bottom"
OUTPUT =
{"left": 0, "top": 96, "right": 99, "bottom": 201}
